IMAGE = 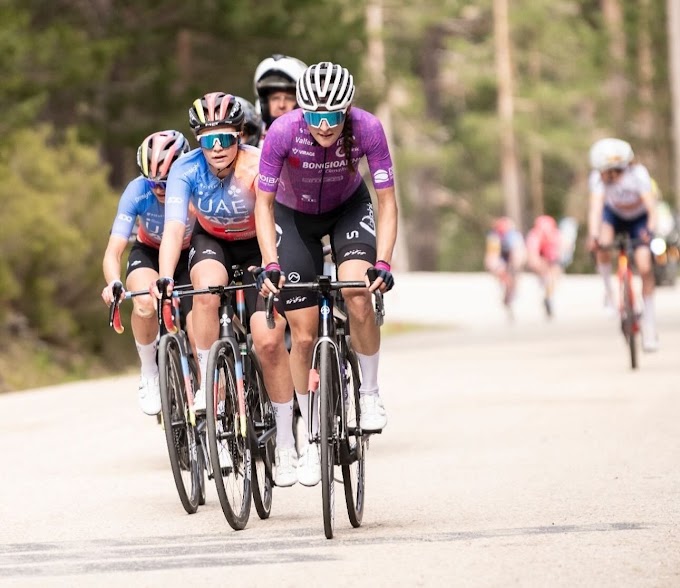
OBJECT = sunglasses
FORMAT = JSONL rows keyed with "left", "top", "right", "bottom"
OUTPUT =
{"left": 198, "top": 132, "right": 240, "bottom": 150}
{"left": 302, "top": 110, "right": 346, "bottom": 129}
{"left": 148, "top": 179, "right": 167, "bottom": 189}
{"left": 601, "top": 168, "right": 625, "bottom": 182}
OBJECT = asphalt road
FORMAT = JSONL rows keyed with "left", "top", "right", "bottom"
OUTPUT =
{"left": 1, "top": 273, "right": 679, "bottom": 587}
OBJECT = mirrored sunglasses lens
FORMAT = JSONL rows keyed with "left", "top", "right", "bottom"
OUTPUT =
{"left": 303, "top": 111, "right": 345, "bottom": 128}
{"left": 199, "top": 133, "right": 238, "bottom": 149}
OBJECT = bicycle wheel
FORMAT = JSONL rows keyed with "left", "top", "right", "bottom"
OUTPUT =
{"left": 205, "top": 340, "right": 252, "bottom": 530}
{"left": 621, "top": 274, "right": 638, "bottom": 370}
{"left": 158, "top": 334, "right": 201, "bottom": 514}
{"left": 341, "top": 343, "right": 366, "bottom": 528}
{"left": 247, "top": 351, "right": 274, "bottom": 520}
{"left": 319, "top": 341, "right": 339, "bottom": 539}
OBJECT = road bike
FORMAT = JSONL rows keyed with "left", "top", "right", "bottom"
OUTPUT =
{"left": 197, "top": 272, "right": 275, "bottom": 530}
{"left": 267, "top": 272, "right": 384, "bottom": 539}
{"left": 109, "top": 282, "right": 206, "bottom": 514}
{"left": 597, "top": 235, "right": 644, "bottom": 370}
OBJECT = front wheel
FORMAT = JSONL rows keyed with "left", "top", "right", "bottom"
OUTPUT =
{"left": 158, "top": 334, "right": 201, "bottom": 514}
{"left": 319, "top": 342, "right": 339, "bottom": 539}
{"left": 205, "top": 340, "right": 252, "bottom": 530}
{"left": 247, "top": 351, "right": 274, "bottom": 520}
{"left": 341, "top": 343, "right": 366, "bottom": 528}
{"left": 621, "top": 273, "right": 638, "bottom": 370}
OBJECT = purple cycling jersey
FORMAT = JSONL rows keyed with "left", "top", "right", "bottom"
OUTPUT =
{"left": 258, "top": 107, "right": 395, "bottom": 214}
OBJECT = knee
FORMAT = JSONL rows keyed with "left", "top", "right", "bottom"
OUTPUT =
{"left": 343, "top": 290, "right": 373, "bottom": 320}
{"left": 290, "top": 328, "right": 316, "bottom": 356}
{"left": 192, "top": 293, "right": 218, "bottom": 314}
{"left": 254, "top": 328, "right": 287, "bottom": 360}
{"left": 132, "top": 299, "right": 156, "bottom": 320}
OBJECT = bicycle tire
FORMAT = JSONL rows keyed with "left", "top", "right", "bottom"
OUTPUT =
{"left": 341, "top": 343, "right": 365, "bottom": 528}
{"left": 247, "top": 351, "right": 274, "bottom": 520}
{"left": 205, "top": 340, "right": 252, "bottom": 530}
{"left": 319, "top": 341, "right": 338, "bottom": 539}
{"left": 158, "top": 334, "right": 201, "bottom": 514}
{"left": 622, "top": 274, "right": 638, "bottom": 370}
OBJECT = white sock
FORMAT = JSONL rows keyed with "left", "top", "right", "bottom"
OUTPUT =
{"left": 136, "top": 340, "right": 158, "bottom": 378}
{"left": 643, "top": 296, "right": 656, "bottom": 331}
{"left": 272, "top": 400, "right": 295, "bottom": 449}
{"left": 356, "top": 351, "right": 380, "bottom": 396}
{"left": 296, "top": 390, "right": 318, "bottom": 437}
{"left": 597, "top": 263, "right": 613, "bottom": 302}
{"left": 196, "top": 348, "right": 210, "bottom": 390}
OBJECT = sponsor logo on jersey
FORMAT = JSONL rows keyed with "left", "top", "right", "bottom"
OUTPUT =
{"left": 130, "top": 260, "right": 142, "bottom": 267}
{"left": 287, "top": 272, "right": 301, "bottom": 283}
{"left": 258, "top": 174, "right": 279, "bottom": 185}
{"left": 117, "top": 214, "right": 134, "bottom": 223}
{"left": 289, "top": 156, "right": 301, "bottom": 168}
{"left": 360, "top": 203, "right": 376, "bottom": 236}
{"left": 202, "top": 249, "right": 217, "bottom": 256}
{"left": 373, "top": 169, "right": 389, "bottom": 183}
{"left": 294, "top": 136, "right": 315, "bottom": 146}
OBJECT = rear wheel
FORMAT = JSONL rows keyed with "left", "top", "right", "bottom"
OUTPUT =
{"left": 206, "top": 340, "right": 252, "bottom": 530}
{"left": 319, "top": 342, "right": 339, "bottom": 539}
{"left": 158, "top": 334, "right": 201, "bottom": 514}
{"left": 341, "top": 342, "right": 365, "bottom": 528}
{"left": 247, "top": 351, "right": 274, "bottom": 520}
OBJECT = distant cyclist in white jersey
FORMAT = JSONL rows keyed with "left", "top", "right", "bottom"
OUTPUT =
{"left": 587, "top": 137, "right": 658, "bottom": 351}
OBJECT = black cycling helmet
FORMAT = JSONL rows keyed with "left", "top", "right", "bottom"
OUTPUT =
{"left": 234, "top": 96, "right": 263, "bottom": 147}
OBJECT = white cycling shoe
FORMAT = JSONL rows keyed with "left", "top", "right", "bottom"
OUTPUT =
{"left": 138, "top": 374, "right": 161, "bottom": 416}
{"left": 359, "top": 394, "right": 388, "bottom": 432}
{"left": 274, "top": 447, "right": 298, "bottom": 487}
{"left": 297, "top": 443, "right": 321, "bottom": 487}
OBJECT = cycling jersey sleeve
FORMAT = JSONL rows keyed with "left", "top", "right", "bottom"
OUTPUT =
{"left": 631, "top": 164, "right": 652, "bottom": 193}
{"left": 362, "top": 114, "right": 395, "bottom": 190}
{"left": 110, "top": 179, "right": 143, "bottom": 239}
{"left": 588, "top": 170, "right": 604, "bottom": 195}
{"left": 164, "top": 158, "right": 193, "bottom": 224}
{"left": 258, "top": 118, "right": 289, "bottom": 193}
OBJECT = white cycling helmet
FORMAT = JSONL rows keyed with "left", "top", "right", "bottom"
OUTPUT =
{"left": 296, "top": 62, "right": 355, "bottom": 112}
{"left": 589, "top": 138, "right": 634, "bottom": 171}
{"left": 253, "top": 54, "right": 307, "bottom": 126}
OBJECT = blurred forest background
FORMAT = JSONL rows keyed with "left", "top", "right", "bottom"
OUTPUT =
{"left": 1, "top": 0, "right": 678, "bottom": 391}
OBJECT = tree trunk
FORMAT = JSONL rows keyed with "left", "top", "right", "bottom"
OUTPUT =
{"left": 635, "top": 0, "right": 655, "bottom": 172}
{"left": 668, "top": 0, "right": 680, "bottom": 206}
{"left": 365, "top": 0, "right": 410, "bottom": 271}
{"left": 601, "top": 0, "right": 627, "bottom": 131}
{"left": 493, "top": 0, "right": 522, "bottom": 229}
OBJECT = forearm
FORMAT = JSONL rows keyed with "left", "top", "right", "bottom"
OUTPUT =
{"left": 587, "top": 195, "right": 602, "bottom": 237}
{"left": 102, "top": 237, "right": 127, "bottom": 284}
{"left": 255, "top": 190, "right": 279, "bottom": 266}
{"left": 642, "top": 192, "right": 656, "bottom": 232}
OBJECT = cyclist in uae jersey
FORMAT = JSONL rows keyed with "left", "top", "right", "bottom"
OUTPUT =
{"left": 587, "top": 137, "right": 658, "bottom": 351}
{"left": 484, "top": 216, "right": 526, "bottom": 313}
{"left": 101, "top": 130, "right": 193, "bottom": 416}
{"left": 155, "top": 92, "right": 294, "bottom": 482}
{"left": 256, "top": 62, "right": 398, "bottom": 488}
{"left": 525, "top": 215, "right": 562, "bottom": 318}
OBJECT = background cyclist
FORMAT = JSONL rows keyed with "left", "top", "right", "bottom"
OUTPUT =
{"left": 234, "top": 96, "right": 263, "bottom": 147}
{"left": 255, "top": 61, "right": 398, "bottom": 487}
{"left": 101, "top": 130, "right": 192, "bottom": 416}
{"left": 155, "top": 92, "right": 296, "bottom": 483}
{"left": 253, "top": 54, "right": 307, "bottom": 140}
{"left": 484, "top": 216, "right": 526, "bottom": 312}
{"left": 587, "top": 137, "right": 658, "bottom": 351}
{"left": 525, "top": 214, "right": 562, "bottom": 318}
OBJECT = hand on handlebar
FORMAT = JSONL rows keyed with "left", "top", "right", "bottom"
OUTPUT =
{"left": 366, "top": 261, "right": 394, "bottom": 293}
{"left": 102, "top": 280, "right": 125, "bottom": 306}
{"left": 254, "top": 263, "right": 284, "bottom": 297}
{"left": 152, "top": 276, "right": 175, "bottom": 300}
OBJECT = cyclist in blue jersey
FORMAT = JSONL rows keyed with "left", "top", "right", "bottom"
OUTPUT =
{"left": 154, "top": 92, "right": 296, "bottom": 484}
{"left": 253, "top": 54, "right": 308, "bottom": 140}
{"left": 101, "top": 130, "right": 192, "bottom": 415}
{"left": 255, "top": 62, "right": 398, "bottom": 487}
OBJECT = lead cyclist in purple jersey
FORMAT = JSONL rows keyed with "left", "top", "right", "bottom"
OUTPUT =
{"left": 256, "top": 62, "right": 398, "bottom": 486}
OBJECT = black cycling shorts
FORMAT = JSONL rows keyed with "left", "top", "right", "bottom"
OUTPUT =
{"left": 189, "top": 223, "right": 262, "bottom": 315}
{"left": 275, "top": 180, "right": 377, "bottom": 311}
{"left": 126, "top": 241, "right": 193, "bottom": 317}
